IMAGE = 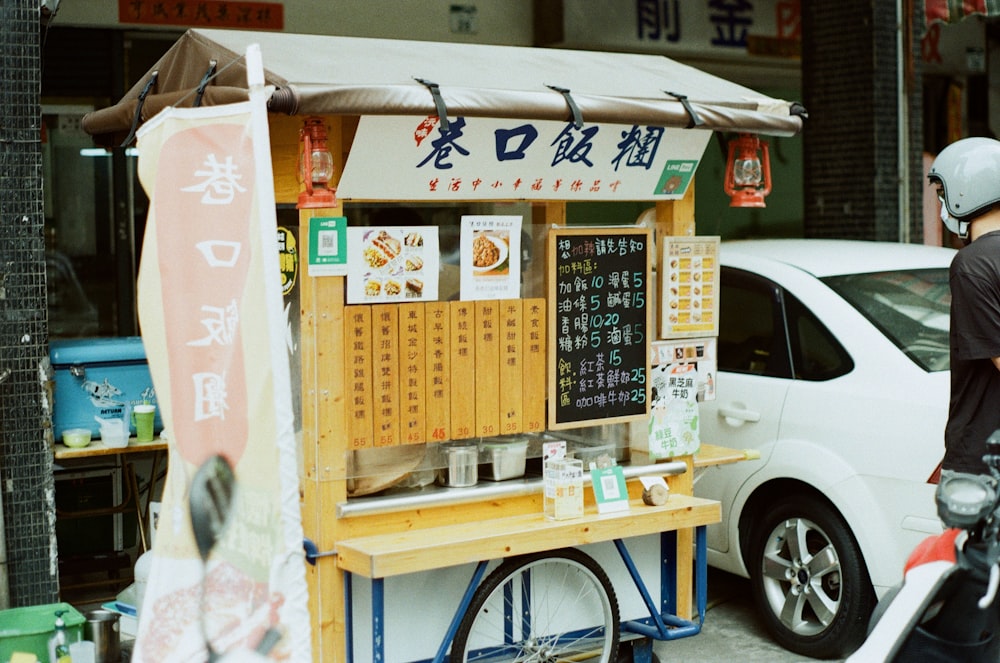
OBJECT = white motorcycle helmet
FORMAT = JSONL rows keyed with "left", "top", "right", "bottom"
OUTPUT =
{"left": 928, "top": 137, "right": 1000, "bottom": 239}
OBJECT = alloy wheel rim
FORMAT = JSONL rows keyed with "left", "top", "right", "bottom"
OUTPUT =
{"left": 760, "top": 516, "right": 842, "bottom": 637}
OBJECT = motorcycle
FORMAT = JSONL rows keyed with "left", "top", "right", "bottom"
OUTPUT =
{"left": 846, "top": 430, "right": 1000, "bottom": 662}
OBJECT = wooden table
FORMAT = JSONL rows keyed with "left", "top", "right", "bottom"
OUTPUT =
{"left": 53, "top": 436, "right": 168, "bottom": 552}
{"left": 53, "top": 437, "right": 167, "bottom": 460}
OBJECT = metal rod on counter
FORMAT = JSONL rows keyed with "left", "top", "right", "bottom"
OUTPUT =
{"left": 336, "top": 460, "right": 688, "bottom": 518}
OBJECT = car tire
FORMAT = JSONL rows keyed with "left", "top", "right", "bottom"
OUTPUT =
{"left": 747, "top": 493, "right": 876, "bottom": 659}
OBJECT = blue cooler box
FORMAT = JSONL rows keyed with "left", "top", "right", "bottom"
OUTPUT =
{"left": 50, "top": 337, "right": 162, "bottom": 439}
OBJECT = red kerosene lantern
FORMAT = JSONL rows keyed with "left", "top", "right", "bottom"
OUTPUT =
{"left": 297, "top": 116, "right": 337, "bottom": 209}
{"left": 724, "top": 133, "right": 772, "bottom": 208}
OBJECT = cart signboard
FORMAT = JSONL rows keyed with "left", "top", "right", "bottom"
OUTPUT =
{"left": 547, "top": 227, "right": 651, "bottom": 429}
{"left": 338, "top": 116, "right": 710, "bottom": 201}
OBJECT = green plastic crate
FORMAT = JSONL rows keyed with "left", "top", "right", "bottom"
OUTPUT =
{"left": 0, "top": 603, "right": 84, "bottom": 661}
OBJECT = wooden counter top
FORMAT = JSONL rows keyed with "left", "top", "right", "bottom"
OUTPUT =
{"left": 694, "top": 443, "right": 760, "bottom": 468}
{"left": 336, "top": 492, "right": 720, "bottom": 578}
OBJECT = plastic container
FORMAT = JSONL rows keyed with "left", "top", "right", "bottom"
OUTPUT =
{"left": 96, "top": 417, "right": 128, "bottom": 448}
{"left": 0, "top": 603, "right": 84, "bottom": 662}
{"left": 436, "top": 443, "right": 479, "bottom": 487}
{"left": 479, "top": 438, "right": 528, "bottom": 481}
{"left": 61, "top": 428, "right": 92, "bottom": 448}
{"left": 573, "top": 442, "right": 618, "bottom": 470}
{"left": 544, "top": 457, "right": 584, "bottom": 520}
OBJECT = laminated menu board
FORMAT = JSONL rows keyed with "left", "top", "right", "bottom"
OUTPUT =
{"left": 660, "top": 236, "right": 720, "bottom": 339}
{"left": 399, "top": 303, "right": 426, "bottom": 444}
{"left": 345, "top": 305, "right": 374, "bottom": 449}
{"left": 547, "top": 227, "right": 652, "bottom": 429}
{"left": 424, "top": 302, "right": 450, "bottom": 442}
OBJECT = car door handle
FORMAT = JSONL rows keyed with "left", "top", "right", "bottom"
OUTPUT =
{"left": 717, "top": 405, "right": 761, "bottom": 423}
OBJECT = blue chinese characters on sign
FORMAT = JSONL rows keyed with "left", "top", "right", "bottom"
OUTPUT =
{"left": 418, "top": 119, "right": 665, "bottom": 173}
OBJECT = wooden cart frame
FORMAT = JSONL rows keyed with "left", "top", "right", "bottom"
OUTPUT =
{"left": 287, "top": 112, "right": 725, "bottom": 660}
{"left": 81, "top": 30, "right": 804, "bottom": 661}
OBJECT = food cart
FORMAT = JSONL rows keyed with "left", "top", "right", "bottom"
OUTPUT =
{"left": 82, "top": 29, "right": 805, "bottom": 662}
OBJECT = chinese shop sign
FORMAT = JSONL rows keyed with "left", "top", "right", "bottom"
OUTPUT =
{"left": 338, "top": 115, "right": 710, "bottom": 201}
{"left": 118, "top": 0, "right": 284, "bottom": 30}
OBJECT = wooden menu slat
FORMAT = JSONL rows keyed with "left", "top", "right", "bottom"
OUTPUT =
{"left": 399, "top": 303, "right": 426, "bottom": 444}
{"left": 498, "top": 299, "right": 523, "bottom": 435}
{"left": 449, "top": 301, "right": 476, "bottom": 440}
{"left": 372, "top": 304, "right": 400, "bottom": 446}
{"left": 424, "top": 302, "right": 450, "bottom": 443}
{"left": 522, "top": 298, "right": 546, "bottom": 433}
{"left": 345, "top": 305, "right": 374, "bottom": 449}
{"left": 475, "top": 301, "right": 500, "bottom": 437}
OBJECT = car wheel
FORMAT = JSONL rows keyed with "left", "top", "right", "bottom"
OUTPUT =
{"left": 748, "top": 494, "right": 876, "bottom": 659}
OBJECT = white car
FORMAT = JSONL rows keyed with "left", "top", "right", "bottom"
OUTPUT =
{"left": 697, "top": 239, "right": 955, "bottom": 659}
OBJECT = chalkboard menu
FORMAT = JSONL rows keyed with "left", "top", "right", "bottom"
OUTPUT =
{"left": 547, "top": 227, "right": 652, "bottom": 429}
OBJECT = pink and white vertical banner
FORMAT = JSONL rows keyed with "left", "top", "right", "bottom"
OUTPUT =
{"left": 133, "top": 45, "right": 311, "bottom": 662}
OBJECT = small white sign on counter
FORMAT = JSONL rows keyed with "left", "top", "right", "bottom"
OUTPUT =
{"left": 591, "top": 465, "right": 629, "bottom": 514}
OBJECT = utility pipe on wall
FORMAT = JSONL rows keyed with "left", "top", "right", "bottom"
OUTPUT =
{"left": 0, "top": 366, "right": 11, "bottom": 609}
{"left": 898, "top": 0, "right": 913, "bottom": 243}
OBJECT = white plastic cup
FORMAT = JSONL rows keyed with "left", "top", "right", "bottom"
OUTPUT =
{"left": 69, "top": 640, "right": 96, "bottom": 663}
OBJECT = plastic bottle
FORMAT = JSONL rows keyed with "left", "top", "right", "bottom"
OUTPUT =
{"left": 133, "top": 549, "right": 153, "bottom": 618}
{"left": 47, "top": 610, "right": 72, "bottom": 663}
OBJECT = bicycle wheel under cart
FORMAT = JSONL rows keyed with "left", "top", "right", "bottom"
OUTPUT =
{"left": 450, "top": 547, "right": 620, "bottom": 663}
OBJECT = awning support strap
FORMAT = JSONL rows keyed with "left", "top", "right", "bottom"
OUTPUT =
{"left": 546, "top": 85, "right": 583, "bottom": 129}
{"left": 120, "top": 70, "right": 159, "bottom": 147}
{"left": 664, "top": 91, "right": 704, "bottom": 129}
{"left": 194, "top": 60, "right": 218, "bottom": 108}
{"left": 413, "top": 77, "right": 450, "bottom": 132}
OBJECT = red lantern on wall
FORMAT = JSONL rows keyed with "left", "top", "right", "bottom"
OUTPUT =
{"left": 297, "top": 116, "right": 337, "bottom": 209}
{"left": 724, "top": 133, "right": 772, "bottom": 208}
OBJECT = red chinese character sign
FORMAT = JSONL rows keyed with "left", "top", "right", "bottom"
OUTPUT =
{"left": 338, "top": 116, "right": 710, "bottom": 201}
{"left": 132, "top": 46, "right": 310, "bottom": 661}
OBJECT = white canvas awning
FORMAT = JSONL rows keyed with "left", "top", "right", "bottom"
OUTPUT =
{"left": 82, "top": 28, "right": 805, "bottom": 146}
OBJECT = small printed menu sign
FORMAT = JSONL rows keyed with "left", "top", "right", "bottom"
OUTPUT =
{"left": 460, "top": 215, "right": 521, "bottom": 301}
{"left": 591, "top": 465, "right": 630, "bottom": 514}
{"left": 346, "top": 226, "right": 440, "bottom": 304}
{"left": 547, "top": 227, "right": 651, "bottom": 429}
{"left": 660, "top": 236, "right": 720, "bottom": 339}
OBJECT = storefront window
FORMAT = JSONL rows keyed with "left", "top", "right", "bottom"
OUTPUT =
{"left": 42, "top": 105, "right": 138, "bottom": 338}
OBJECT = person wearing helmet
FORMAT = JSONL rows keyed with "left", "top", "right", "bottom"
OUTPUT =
{"left": 928, "top": 136, "right": 1000, "bottom": 474}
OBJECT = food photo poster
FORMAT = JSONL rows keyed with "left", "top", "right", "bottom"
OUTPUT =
{"left": 459, "top": 215, "right": 522, "bottom": 300}
{"left": 346, "top": 226, "right": 440, "bottom": 303}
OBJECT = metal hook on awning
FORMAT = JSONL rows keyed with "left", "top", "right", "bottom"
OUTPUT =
{"left": 546, "top": 84, "right": 583, "bottom": 130}
{"left": 194, "top": 60, "right": 218, "bottom": 108}
{"left": 120, "top": 70, "right": 159, "bottom": 147}
{"left": 664, "top": 90, "right": 704, "bottom": 129}
{"left": 413, "top": 77, "right": 450, "bottom": 132}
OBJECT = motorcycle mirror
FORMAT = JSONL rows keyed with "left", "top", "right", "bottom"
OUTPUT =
{"left": 189, "top": 454, "right": 236, "bottom": 561}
